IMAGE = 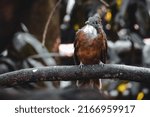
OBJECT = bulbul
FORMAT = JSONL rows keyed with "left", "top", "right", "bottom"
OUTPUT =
{"left": 74, "top": 13, "right": 107, "bottom": 90}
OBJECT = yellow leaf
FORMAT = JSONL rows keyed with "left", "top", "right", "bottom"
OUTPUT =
{"left": 105, "top": 10, "right": 112, "bottom": 22}
{"left": 117, "top": 83, "right": 127, "bottom": 93}
{"left": 74, "top": 24, "right": 79, "bottom": 31}
{"left": 137, "top": 92, "right": 144, "bottom": 100}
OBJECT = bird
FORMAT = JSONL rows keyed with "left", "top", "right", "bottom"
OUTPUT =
{"left": 74, "top": 13, "right": 107, "bottom": 90}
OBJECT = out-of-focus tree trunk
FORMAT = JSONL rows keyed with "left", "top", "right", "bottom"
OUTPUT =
{"left": 0, "top": 0, "right": 60, "bottom": 52}
{"left": 23, "top": 0, "right": 60, "bottom": 52}
{"left": 0, "top": 0, "right": 19, "bottom": 52}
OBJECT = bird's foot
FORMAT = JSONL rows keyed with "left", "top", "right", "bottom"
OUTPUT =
{"left": 99, "top": 61, "right": 104, "bottom": 67}
{"left": 99, "top": 79, "right": 102, "bottom": 90}
{"left": 79, "top": 62, "right": 84, "bottom": 69}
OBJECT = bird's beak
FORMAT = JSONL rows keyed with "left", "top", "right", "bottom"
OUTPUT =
{"left": 85, "top": 21, "right": 89, "bottom": 24}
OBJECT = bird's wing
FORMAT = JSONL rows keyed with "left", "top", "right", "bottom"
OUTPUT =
{"left": 101, "top": 38, "right": 107, "bottom": 64}
{"left": 73, "top": 31, "right": 80, "bottom": 65}
{"left": 99, "top": 31, "right": 108, "bottom": 64}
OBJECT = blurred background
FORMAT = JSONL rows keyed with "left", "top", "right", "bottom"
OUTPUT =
{"left": 0, "top": 0, "right": 150, "bottom": 100}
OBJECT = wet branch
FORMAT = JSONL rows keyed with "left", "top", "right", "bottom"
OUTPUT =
{"left": 0, "top": 64, "right": 150, "bottom": 87}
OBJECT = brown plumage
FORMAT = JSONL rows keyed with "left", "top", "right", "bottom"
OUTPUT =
{"left": 74, "top": 13, "right": 107, "bottom": 90}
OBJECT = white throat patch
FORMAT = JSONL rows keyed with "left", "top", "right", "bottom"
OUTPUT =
{"left": 82, "top": 25, "right": 98, "bottom": 39}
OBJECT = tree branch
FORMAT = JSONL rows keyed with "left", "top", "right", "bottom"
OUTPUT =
{"left": 0, "top": 64, "right": 150, "bottom": 87}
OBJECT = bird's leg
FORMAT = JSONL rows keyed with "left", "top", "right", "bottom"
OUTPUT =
{"left": 99, "top": 79, "right": 102, "bottom": 90}
{"left": 79, "top": 62, "right": 83, "bottom": 69}
{"left": 76, "top": 62, "right": 84, "bottom": 88}
{"left": 99, "top": 61, "right": 104, "bottom": 91}
{"left": 99, "top": 61, "right": 104, "bottom": 67}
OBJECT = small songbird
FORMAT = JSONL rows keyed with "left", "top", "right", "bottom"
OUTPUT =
{"left": 74, "top": 13, "right": 107, "bottom": 90}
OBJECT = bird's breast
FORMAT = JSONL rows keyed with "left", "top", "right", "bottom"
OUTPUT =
{"left": 82, "top": 25, "right": 98, "bottom": 39}
{"left": 77, "top": 40, "right": 101, "bottom": 64}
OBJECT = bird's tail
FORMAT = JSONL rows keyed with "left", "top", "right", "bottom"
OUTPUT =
{"left": 76, "top": 79, "right": 102, "bottom": 90}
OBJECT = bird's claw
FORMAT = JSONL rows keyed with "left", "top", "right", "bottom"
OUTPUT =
{"left": 99, "top": 61, "right": 104, "bottom": 67}
{"left": 79, "top": 63, "right": 84, "bottom": 69}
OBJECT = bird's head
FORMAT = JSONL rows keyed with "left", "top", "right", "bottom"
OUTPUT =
{"left": 85, "top": 13, "right": 102, "bottom": 29}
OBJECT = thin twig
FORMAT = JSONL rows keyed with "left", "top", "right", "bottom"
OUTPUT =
{"left": 42, "top": 0, "right": 62, "bottom": 47}
{"left": 100, "top": 0, "right": 110, "bottom": 7}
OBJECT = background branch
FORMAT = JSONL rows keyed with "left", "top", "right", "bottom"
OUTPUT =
{"left": 0, "top": 64, "right": 150, "bottom": 87}
{"left": 42, "top": 0, "right": 62, "bottom": 46}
